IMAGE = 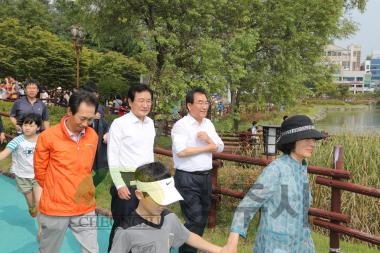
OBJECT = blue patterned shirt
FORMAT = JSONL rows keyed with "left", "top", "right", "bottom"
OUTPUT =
{"left": 230, "top": 154, "right": 315, "bottom": 253}
{"left": 6, "top": 134, "right": 37, "bottom": 179}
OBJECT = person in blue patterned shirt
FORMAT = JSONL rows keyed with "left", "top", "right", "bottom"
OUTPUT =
{"left": 221, "top": 115, "right": 325, "bottom": 253}
{"left": 0, "top": 113, "right": 42, "bottom": 239}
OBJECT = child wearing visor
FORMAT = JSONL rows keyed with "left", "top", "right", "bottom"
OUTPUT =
{"left": 110, "top": 161, "right": 221, "bottom": 253}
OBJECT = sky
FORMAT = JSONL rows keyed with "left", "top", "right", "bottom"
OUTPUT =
{"left": 335, "top": 0, "right": 380, "bottom": 60}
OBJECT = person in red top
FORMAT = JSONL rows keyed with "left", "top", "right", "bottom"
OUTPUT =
{"left": 34, "top": 90, "right": 99, "bottom": 253}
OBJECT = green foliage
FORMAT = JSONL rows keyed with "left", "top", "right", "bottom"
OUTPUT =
{"left": 96, "top": 77, "right": 129, "bottom": 101}
{"left": 310, "top": 99, "right": 346, "bottom": 106}
{"left": 375, "top": 89, "right": 380, "bottom": 99}
{"left": 84, "top": 50, "right": 146, "bottom": 99}
{"left": 0, "top": 0, "right": 53, "bottom": 31}
{"left": 0, "top": 18, "right": 74, "bottom": 86}
{"left": 0, "top": 17, "right": 144, "bottom": 89}
{"left": 0, "top": 0, "right": 370, "bottom": 127}
{"left": 315, "top": 81, "right": 339, "bottom": 98}
{"left": 76, "top": 0, "right": 367, "bottom": 125}
{"left": 46, "top": 105, "right": 66, "bottom": 125}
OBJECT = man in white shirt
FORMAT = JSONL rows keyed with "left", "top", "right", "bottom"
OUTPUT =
{"left": 171, "top": 87, "right": 224, "bottom": 253}
{"left": 107, "top": 84, "right": 155, "bottom": 252}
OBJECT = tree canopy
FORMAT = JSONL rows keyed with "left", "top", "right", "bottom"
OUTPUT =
{"left": 75, "top": 0, "right": 366, "bottom": 125}
{"left": 0, "top": 0, "right": 368, "bottom": 127}
{"left": 0, "top": 11, "right": 145, "bottom": 92}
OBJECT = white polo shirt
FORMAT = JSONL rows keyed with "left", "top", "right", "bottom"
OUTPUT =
{"left": 171, "top": 114, "right": 224, "bottom": 172}
{"left": 108, "top": 112, "right": 155, "bottom": 188}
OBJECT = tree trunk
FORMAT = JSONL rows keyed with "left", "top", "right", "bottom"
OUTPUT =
{"left": 230, "top": 88, "right": 241, "bottom": 132}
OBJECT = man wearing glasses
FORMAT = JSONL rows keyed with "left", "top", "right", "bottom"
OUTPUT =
{"left": 171, "top": 87, "right": 224, "bottom": 253}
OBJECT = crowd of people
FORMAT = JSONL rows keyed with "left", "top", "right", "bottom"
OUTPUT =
{"left": 1, "top": 79, "right": 325, "bottom": 253}
{"left": 0, "top": 76, "right": 24, "bottom": 99}
{"left": 1, "top": 76, "right": 130, "bottom": 117}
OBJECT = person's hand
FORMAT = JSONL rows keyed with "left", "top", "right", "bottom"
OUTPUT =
{"left": 220, "top": 232, "right": 239, "bottom": 253}
{"left": 117, "top": 186, "right": 131, "bottom": 200}
{"left": 102, "top": 133, "right": 108, "bottom": 144}
{"left": 94, "top": 112, "right": 101, "bottom": 120}
{"left": 197, "top": 131, "right": 217, "bottom": 152}
{"left": 197, "top": 131, "right": 210, "bottom": 142}
{"left": 0, "top": 132, "right": 5, "bottom": 144}
{"left": 220, "top": 244, "right": 237, "bottom": 253}
{"left": 15, "top": 125, "right": 22, "bottom": 134}
{"left": 208, "top": 143, "right": 218, "bottom": 152}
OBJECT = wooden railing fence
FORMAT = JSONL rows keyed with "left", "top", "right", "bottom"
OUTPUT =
{"left": 1, "top": 107, "right": 378, "bottom": 251}
{"left": 154, "top": 146, "right": 380, "bottom": 252}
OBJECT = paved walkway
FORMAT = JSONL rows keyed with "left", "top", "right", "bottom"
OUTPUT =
{"left": 0, "top": 174, "right": 111, "bottom": 253}
{"left": 0, "top": 174, "right": 179, "bottom": 253}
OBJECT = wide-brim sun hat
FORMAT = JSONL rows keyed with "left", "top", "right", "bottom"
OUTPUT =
{"left": 276, "top": 115, "right": 325, "bottom": 145}
{"left": 134, "top": 177, "right": 183, "bottom": 206}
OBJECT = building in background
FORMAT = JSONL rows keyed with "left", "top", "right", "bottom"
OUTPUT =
{"left": 324, "top": 44, "right": 362, "bottom": 71}
{"left": 323, "top": 44, "right": 374, "bottom": 93}
{"left": 369, "top": 50, "right": 380, "bottom": 86}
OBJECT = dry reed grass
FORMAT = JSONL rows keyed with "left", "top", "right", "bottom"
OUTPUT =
{"left": 308, "top": 132, "right": 380, "bottom": 242}
{"left": 188, "top": 132, "right": 380, "bottom": 244}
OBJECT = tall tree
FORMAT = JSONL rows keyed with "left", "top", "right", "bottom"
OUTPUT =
{"left": 76, "top": 0, "right": 367, "bottom": 127}
{"left": 0, "top": 18, "right": 145, "bottom": 89}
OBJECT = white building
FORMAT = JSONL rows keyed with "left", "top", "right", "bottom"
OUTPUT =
{"left": 324, "top": 44, "right": 362, "bottom": 71}
{"left": 323, "top": 44, "right": 374, "bottom": 93}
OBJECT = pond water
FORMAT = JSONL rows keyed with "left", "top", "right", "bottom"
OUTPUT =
{"left": 315, "top": 105, "right": 380, "bottom": 134}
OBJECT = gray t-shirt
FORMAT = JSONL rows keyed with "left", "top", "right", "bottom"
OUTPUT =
{"left": 110, "top": 209, "right": 190, "bottom": 253}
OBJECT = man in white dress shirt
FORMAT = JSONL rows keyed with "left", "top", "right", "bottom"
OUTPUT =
{"left": 107, "top": 84, "right": 155, "bottom": 252}
{"left": 171, "top": 87, "right": 224, "bottom": 253}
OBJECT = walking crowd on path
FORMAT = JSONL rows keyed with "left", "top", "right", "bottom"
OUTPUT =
{"left": 0, "top": 79, "right": 325, "bottom": 253}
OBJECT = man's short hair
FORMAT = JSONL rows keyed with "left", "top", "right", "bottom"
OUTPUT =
{"left": 185, "top": 87, "right": 208, "bottom": 110}
{"left": 185, "top": 87, "right": 207, "bottom": 104}
{"left": 127, "top": 84, "right": 153, "bottom": 102}
{"left": 24, "top": 79, "right": 39, "bottom": 87}
{"left": 69, "top": 90, "right": 98, "bottom": 115}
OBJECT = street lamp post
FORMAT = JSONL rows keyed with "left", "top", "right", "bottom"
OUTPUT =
{"left": 70, "top": 25, "right": 85, "bottom": 89}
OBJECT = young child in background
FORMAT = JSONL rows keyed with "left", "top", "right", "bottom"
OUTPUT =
{"left": 0, "top": 113, "right": 42, "bottom": 234}
{"left": 110, "top": 162, "right": 222, "bottom": 253}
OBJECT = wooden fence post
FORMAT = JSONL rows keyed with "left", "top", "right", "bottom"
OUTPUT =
{"left": 208, "top": 159, "right": 222, "bottom": 228}
{"left": 330, "top": 145, "right": 343, "bottom": 253}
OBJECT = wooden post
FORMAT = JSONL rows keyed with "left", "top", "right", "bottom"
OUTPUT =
{"left": 330, "top": 145, "right": 343, "bottom": 253}
{"left": 208, "top": 160, "right": 222, "bottom": 228}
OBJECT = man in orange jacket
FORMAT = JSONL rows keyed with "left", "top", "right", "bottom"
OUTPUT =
{"left": 34, "top": 90, "right": 99, "bottom": 253}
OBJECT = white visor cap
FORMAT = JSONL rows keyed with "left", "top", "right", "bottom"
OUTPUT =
{"left": 136, "top": 177, "right": 183, "bottom": 206}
